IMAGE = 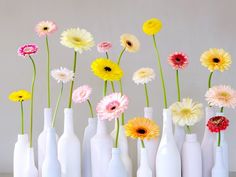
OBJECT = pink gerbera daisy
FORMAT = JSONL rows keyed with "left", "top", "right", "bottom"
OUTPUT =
{"left": 35, "top": 21, "right": 57, "bottom": 37}
{"left": 72, "top": 85, "right": 92, "bottom": 103}
{"left": 97, "top": 41, "right": 112, "bottom": 53}
{"left": 18, "top": 44, "right": 38, "bottom": 57}
{"left": 96, "top": 92, "right": 129, "bottom": 121}
{"left": 168, "top": 52, "right": 189, "bottom": 70}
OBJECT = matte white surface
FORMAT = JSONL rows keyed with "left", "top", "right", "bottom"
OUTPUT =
{"left": 0, "top": 0, "right": 236, "bottom": 173}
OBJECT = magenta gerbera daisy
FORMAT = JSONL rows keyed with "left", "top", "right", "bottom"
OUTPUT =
{"left": 96, "top": 92, "right": 129, "bottom": 121}
{"left": 35, "top": 21, "right": 57, "bottom": 37}
{"left": 18, "top": 44, "right": 38, "bottom": 57}
{"left": 168, "top": 52, "right": 189, "bottom": 70}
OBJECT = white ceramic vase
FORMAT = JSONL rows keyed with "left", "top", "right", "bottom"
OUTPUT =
{"left": 201, "top": 107, "right": 215, "bottom": 177}
{"left": 42, "top": 127, "right": 61, "bottom": 177}
{"left": 212, "top": 146, "right": 228, "bottom": 177}
{"left": 174, "top": 124, "right": 185, "bottom": 151}
{"left": 182, "top": 133, "right": 202, "bottom": 177}
{"left": 38, "top": 108, "right": 52, "bottom": 177}
{"left": 91, "top": 119, "right": 113, "bottom": 177}
{"left": 156, "top": 109, "right": 181, "bottom": 177}
{"left": 137, "top": 107, "right": 158, "bottom": 177}
{"left": 82, "top": 117, "right": 97, "bottom": 177}
{"left": 14, "top": 134, "right": 29, "bottom": 177}
{"left": 58, "top": 108, "right": 81, "bottom": 177}
{"left": 24, "top": 147, "right": 38, "bottom": 177}
{"left": 137, "top": 148, "right": 152, "bottom": 177}
{"left": 106, "top": 148, "right": 128, "bottom": 177}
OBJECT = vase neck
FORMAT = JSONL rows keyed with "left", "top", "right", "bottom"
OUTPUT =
{"left": 64, "top": 108, "right": 74, "bottom": 134}
{"left": 96, "top": 119, "right": 108, "bottom": 135}
{"left": 144, "top": 107, "right": 153, "bottom": 119}
{"left": 205, "top": 107, "right": 215, "bottom": 124}
{"left": 17, "top": 134, "right": 28, "bottom": 143}
{"left": 44, "top": 108, "right": 52, "bottom": 130}
{"left": 162, "top": 109, "right": 173, "bottom": 137}
{"left": 26, "top": 147, "right": 36, "bottom": 167}
{"left": 140, "top": 148, "right": 149, "bottom": 167}
{"left": 214, "top": 147, "right": 225, "bottom": 167}
{"left": 45, "top": 128, "right": 58, "bottom": 158}
{"left": 185, "top": 133, "right": 197, "bottom": 142}
{"left": 88, "top": 117, "right": 97, "bottom": 127}
{"left": 111, "top": 148, "right": 121, "bottom": 160}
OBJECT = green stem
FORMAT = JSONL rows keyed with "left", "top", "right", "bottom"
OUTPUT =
{"left": 117, "top": 48, "right": 126, "bottom": 65}
{"left": 87, "top": 99, "right": 94, "bottom": 118}
{"left": 220, "top": 107, "right": 224, "bottom": 113}
{"left": 103, "top": 80, "right": 108, "bottom": 96}
{"left": 20, "top": 101, "right": 24, "bottom": 134}
{"left": 176, "top": 70, "right": 181, "bottom": 102}
{"left": 29, "top": 55, "right": 36, "bottom": 148}
{"left": 105, "top": 52, "right": 109, "bottom": 59}
{"left": 186, "top": 125, "right": 191, "bottom": 134}
{"left": 152, "top": 35, "right": 168, "bottom": 108}
{"left": 115, "top": 118, "right": 120, "bottom": 148}
{"left": 52, "top": 83, "right": 64, "bottom": 128}
{"left": 144, "top": 84, "right": 150, "bottom": 107}
{"left": 119, "top": 80, "right": 123, "bottom": 95}
{"left": 118, "top": 79, "right": 125, "bottom": 125}
{"left": 111, "top": 81, "right": 115, "bottom": 92}
{"left": 218, "top": 131, "right": 221, "bottom": 147}
{"left": 68, "top": 51, "right": 77, "bottom": 108}
{"left": 46, "top": 35, "right": 51, "bottom": 108}
{"left": 208, "top": 72, "right": 214, "bottom": 89}
{"left": 141, "top": 139, "right": 145, "bottom": 148}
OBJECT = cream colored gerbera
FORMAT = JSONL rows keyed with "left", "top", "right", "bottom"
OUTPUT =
{"left": 133, "top": 67, "right": 155, "bottom": 85}
{"left": 120, "top": 33, "right": 140, "bottom": 52}
{"left": 170, "top": 98, "right": 203, "bottom": 126}
{"left": 60, "top": 28, "right": 94, "bottom": 53}
{"left": 51, "top": 67, "right": 74, "bottom": 83}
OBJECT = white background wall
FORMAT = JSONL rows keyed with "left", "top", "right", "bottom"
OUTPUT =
{"left": 0, "top": 0, "right": 235, "bottom": 173}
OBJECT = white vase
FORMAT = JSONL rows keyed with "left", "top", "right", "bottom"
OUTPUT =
{"left": 137, "top": 148, "right": 152, "bottom": 177}
{"left": 137, "top": 107, "right": 158, "bottom": 177}
{"left": 156, "top": 109, "right": 181, "bottom": 177}
{"left": 38, "top": 108, "right": 52, "bottom": 177}
{"left": 212, "top": 147, "right": 228, "bottom": 177}
{"left": 182, "top": 133, "right": 202, "bottom": 177}
{"left": 201, "top": 107, "right": 215, "bottom": 177}
{"left": 42, "top": 127, "right": 61, "bottom": 177}
{"left": 91, "top": 119, "right": 113, "bottom": 177}
{"left": 82, "top": 117, "right": 97, "bottom": 177}
{"left": 14, "top": 134, "right": 29, "bottom": 177}
{"left": 24, "top": 147, "right": 38, "bottom": 177}
{"left": 58, "top": 108, "right": 81, "bottom": 177}
{"left": 174, "top": 124, "right": 185, "bottom": 151}
{"left": 106, "top": 148, "right": 128, "bottom": 177}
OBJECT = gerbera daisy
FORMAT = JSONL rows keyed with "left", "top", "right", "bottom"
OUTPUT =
{"left": 200, "top": 48, "right": 231, "bottom": 72}
{"left": 18, "top": 44, "right": 38, "bottom": 57}
{"left": 170, "top": 98, "right": 203, "bottom": 128}
{"left": 96, "top": 92, "right": 128, "bottom": 121}
{"left": 205, "top": 85, "right": 236, "bottom": 109}
{"left": 142, "top": 18, "right": 162, "bottom": 35}
{"left": 97, "top": 41, "right": 112, "bottom": 53}
{"left": 51, "top": 67, "right": 74, "bottom": 84}
{"left": 72, "top": 85, "right": 92, "bottom": 104}
{"left": 91, "top": 58, "right": 123, "bottom": 81}
{"left": 9, "top": 90, "right": 31, "bottom": 102}
{"left": 207, "top": 116, "right": 229, "bottom": 133}
{"left": 35, "top": 20, "right": 57, "bottom": 37}
{"left": 60, "top": 28, "right": 94, "bottom": 53}
{"left": 168, "top": 52, "right": 189, "bottom": 70}
{"left": 120, "top": 33, "right": 140, "bottom": 53}
{"left": 133, "top": 67, "right": 155, "bottom": 85}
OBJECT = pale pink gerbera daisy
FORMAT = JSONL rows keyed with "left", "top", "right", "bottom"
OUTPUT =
{"left": 35, "top": 21, "right": 57, "bottom": 37}
{"left": 18, "top": 44, "right": 38, "bottom": 57}
{"left": 96, "top": 92, "right": 129, "bottom": 121}
{"left": 168, "top": 52, "right": 189, "bottom": 70}
{"left": 205, "top": 85, "right": 236, "bottom": 109}
{"left": 97, "top": 41, "right": 112, "bottom": 53}
{"left": 72, "top": 85, "right": 92, "bottom": 103}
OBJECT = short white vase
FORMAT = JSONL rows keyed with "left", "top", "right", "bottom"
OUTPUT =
{"left": 14, "top": 134, "right": 29, "bottom": 177}
{"left": 24, "top": 147, "right": 38, "bottom": 177}
{"left": 82, "top": 117, "right": 97, "bottom": 177}
{"left": 212, "top": 146, "right": 228, "bottom": 177}
{"left": 106, "top": 148, "right": 128, "bottom": 177}
{"left": 58, "top": 108, "right": 81, "bottom": 177}
{"left": 182, "top": 133, "right": 202, "bottom": 177}
{"left": 156, "top": 109, "right": 181, "bottom": 177}
{"left": 91, "top": 119, "right": 113, "bottom": 177}
{"left": 42, "top": 127, "right": 61, "bottom": 177}
{"left": 137, "top": 148, "right": 152, "bottom": 177}
{"left": 201, "top": 107, "right": 215, "bottom": 177}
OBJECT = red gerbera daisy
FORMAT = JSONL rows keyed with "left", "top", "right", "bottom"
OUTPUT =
{"left": 168, "top": 52, "right": 189, "bottom": 70}
{"left": 207, "top": 116, "right": 229, "bottom": 133}
{"left": 18, "top": 44, "right": 38, "bottom": 57}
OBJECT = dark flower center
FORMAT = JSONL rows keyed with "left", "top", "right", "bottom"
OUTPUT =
{"left": 111, "top": 106, "right": 116, "bottom": 110}
{"left": 104, "top": 66, "right": 112, "bottom": 72}
{"left": 18, "top": 96, "right": 23, "bottom": 98}
{"left": 175, "top": 58, "right": 181, "bottom": 62}
{"left": 43, "top": 27, "right": 48, "bottom": 30}
{"left": 213, "top": 58, "right": 220, "bottom": 63}
{"left": 126, "top": 40, "right": 132, "bottom": 47}
{"left": 137, "top": 128, "right": 146, "bottom": 134}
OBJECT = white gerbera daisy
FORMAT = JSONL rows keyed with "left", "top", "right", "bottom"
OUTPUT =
{"left": 51, "top": 67, "right": 74, "bottom": 84}
{"left": 132, "top": 67, "right": 155, "bottom": 85}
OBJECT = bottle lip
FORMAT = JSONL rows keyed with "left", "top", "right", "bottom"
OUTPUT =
{"left": 112, "top": 147, "right": 120, "bottom": 153}
{"left": 88, "top": 117, "right": 97, "bottom": 123}
{"left": 185, "top": 133, "right": 197, "bottom": 141}
{"left": 64, "top": 108, "right": 73, "bottom": 113}
{"left": 44, "top": 107, "right": 52, "bottom": 112}
{"left": 18, "top": 134, "right": 29, "bottom": 140}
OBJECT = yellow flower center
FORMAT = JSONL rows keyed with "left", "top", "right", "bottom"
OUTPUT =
{"left": 180, "top": 108, "right": 192, "bottom": 118}
{"left": 72, "top": 37, "right": 82, "bottom": 43}
{"left": 217, "top": 92, "right": 231, "bottom": 101}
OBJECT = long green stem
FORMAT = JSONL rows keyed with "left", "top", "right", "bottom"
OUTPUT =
{"left": 46, "top": 35, "right": 51, "bottom": 108}
{"left": 117, "top": 48, "right": 126, "bottom": 65}
{"left": 152, "top": 35, "right": 168, "bottom": 108}
{"left": 103, "top": 80, "right": 108, "bottom": 96}
{"left": 186, "top": 125, "right": 191, "bottom": 134}
{"left": 217, "top": 131, "right": 221, "bottom": 146}
{"left": 87, "top": 99, "right": 94, "bottom": 118}
{"left": 144, "top": 84, "right": 150, "bottom": 107}
{"left": 220, "top": 107, "right": 224, "bottom": 113}
{"left": 118, "top": 79, "right": 125, "bottom": 125}
{"left": 141, "top": 139, "right": 145, "bottom": 148}
{"left": 176, "top": 70, "right": 181, "bottom": 102}
{"left": 119, "top": 80, "right": 123, "bottom": 95}
{"left": 208, "top": 72, "right": 214, "bottom": 89}
{"left": 111, "top": 81, "right": 115, "bottom": 92}
{"left": 20, "top": 101, "right": 24, "bottom": 134}
{"left": 68, "top": 51, "right": 77, "bottom": 108}
{"left": 52, "top": 83, "right": 64, "bottom": 127}
{"left": 115, "top": 118, "right": 120, "bottom": 148}
{"left": 29, "top": 55, "right": 36, "bottom": 148}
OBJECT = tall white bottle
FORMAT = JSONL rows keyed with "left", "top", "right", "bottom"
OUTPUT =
{"left": 212, "top": 146, "right": 228, "bottom": 177}
{"left": 24, "top": 147, "right": 38, "bottom": 177}
{"left": 137, "top": 148, "right": 152, "bottom": 177}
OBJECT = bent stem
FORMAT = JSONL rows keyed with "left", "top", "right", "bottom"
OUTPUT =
{"left": 52, "top": 83, "right": 64, "bottom": 128}
{"left": 217, "top": 131, "right": 221, "bottom": 147}
{"left": 20, "top": 101, "right": 24, "bottom": 134}
{"left": 176, "top": 70, "right": 181, "bottom": 101}
{"left": 141, "top": 139, "right": 145, "bottom": 148}
{"left": 117, "top": 47, "right": 126, "bottom": 65}
{"left": 115, "top": 118, "right": 120, "bottom": 148}
{"left": 68, "top": 51, "right": 77, "bottom": 108}
{"left": 152, "top": 35, "right": 168, "bottom": 108}
{"left": 208, "top": 72, "right": 214, "bottom": 89}
{"left": 46, "top": 35, "right": 51, "bottom": 108}
{"left": 144, "top": 84, "right": 150, "bottom": 107}
{"left": 87, "top": 99, "right": 94, "bottom": 118}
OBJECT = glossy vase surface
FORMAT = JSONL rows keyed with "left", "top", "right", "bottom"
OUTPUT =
{"left": 137, "top": 148, "right": 152, "bottom": 177}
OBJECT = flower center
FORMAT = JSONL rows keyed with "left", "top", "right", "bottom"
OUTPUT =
{"left": 180, "top": 108, "right": 192, "bottom": 117}
{"left": 106, "top": 101, "right": 120, "bottom": 112}
{"left": 73, "top": 37, "right": 82, "bottom": 42}
{"left": 175, "top": 58, "right": 181, "bottom": 62}
{"left": 104, "top": 66, "right": 112, "bottom": 72}
{"left": 213, "top": 58, "right": 220, "bottom": 63}
{"left": 18, "top": 96, "right": 23, "bottom": 98}
{"left": 137, "top": 128, "right": 146, "bottom": 134}
{"left": 23, "top": 47, "right": 33, "bottom": 53}
{"left": 126, "top": 40, "right": 132, "bottom": 47}
{"left": 217, "top": 92, "right": 231, "bottom": 101}
{"left": 43, "top": 27, "right": 49, "bottom": 30}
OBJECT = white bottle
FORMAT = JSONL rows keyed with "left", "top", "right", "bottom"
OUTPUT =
{"left": 137, "top": 148, "right": 152, "bottom": 177}
{"left": 212, "top": 147, "right": 228, "bottom": 177}
{"left": 24, "top": 147, "right": 38, "bottom": 177}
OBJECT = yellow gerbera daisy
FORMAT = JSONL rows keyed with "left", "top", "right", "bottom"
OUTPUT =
{"left": 91, "top": 58, "right": 123, "bottom": 81}
{"left": 143, "top": 18, "right": 162, "bottom": 35}
{"left": 200, "top": 48, "right": 231, "bottom": 72}
{"left": 9, "top": 90, "right": 31, "bottom": 102}
{"left": 124, "top": 117, "right": 160, "bottom": 140}
{"left": 120, "top": 33, "right": 140, "bottom": 52}
{"left": 60, "top": 28, "right": 94, "bottom": 53}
